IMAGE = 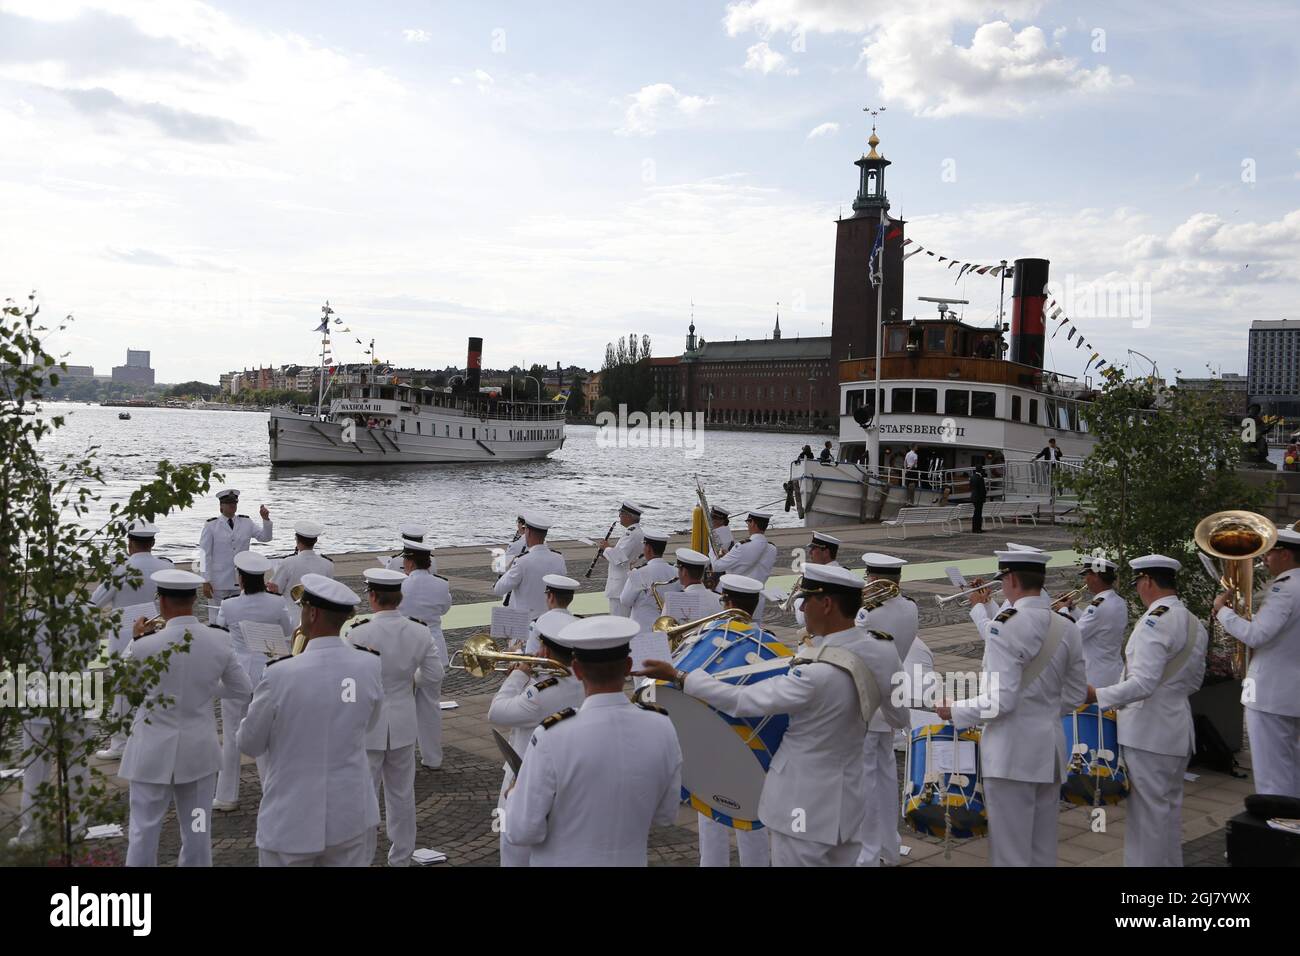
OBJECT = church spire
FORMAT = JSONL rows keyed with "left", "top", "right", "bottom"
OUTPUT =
{"left": 686, "top": 299, "right": 697, "bottom": 352}
{"left": 773, "top": 301, "right": 781, "bottom": 340}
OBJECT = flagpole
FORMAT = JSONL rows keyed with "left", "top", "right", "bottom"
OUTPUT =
{"left": 868, "top": 204, "right": 885, "bottom": 480}
{"left": 316, "top": 301, "right": 330, "bottom": 418}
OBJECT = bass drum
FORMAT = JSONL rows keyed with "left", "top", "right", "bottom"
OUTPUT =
{"left": 635, "top": 617, "right": 793, "bottom": 829}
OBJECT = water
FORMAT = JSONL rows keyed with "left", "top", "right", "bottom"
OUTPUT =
{"left": 34, "top": 403, "right": 824, "bottom": 560}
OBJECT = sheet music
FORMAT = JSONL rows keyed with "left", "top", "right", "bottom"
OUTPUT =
{"left": 630, "top": 630, "right": 672, "bottom": 673}
{"left": 663, "top": 591, "right": 701, "bottom": 624}
{"left": 930, "top": 740, "right": 977, "bottom": 774}
{"left": 490, "top": 606, "right": 531, "bottom": 642}
{"left": 240, "top": 621, "right": 291, "bottom": 658}
{"left": 117, "top": 602, "right": 158, "bottom": 639}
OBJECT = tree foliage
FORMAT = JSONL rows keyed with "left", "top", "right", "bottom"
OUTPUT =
{"left": 1067, "top": 374, "right": 1273, "bottom": 625}
{"left": 600, "top": 333, "right": 653, "bottom": 411}
{"left": 1, "top": 294, "right": 218, "bottom": 864}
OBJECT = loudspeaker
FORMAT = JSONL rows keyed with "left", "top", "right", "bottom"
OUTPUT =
{"left": 1226, "top": 810, "right": 1300, "bottom": 867}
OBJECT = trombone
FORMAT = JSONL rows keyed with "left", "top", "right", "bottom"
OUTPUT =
{"left": 1051, "top": 588, "right": 1083, "bottom": 612}
{"left": 1195, "top": 510, "right": 1277, "bottom": 679}
{"left": 652, "top": 608, "right": 752, "bottom": 654}
{"left": 450, "top": 633, "right": 571, "bottom": 678}
{"left": 934, "top": 581, "right": 1003, "bottom": 607}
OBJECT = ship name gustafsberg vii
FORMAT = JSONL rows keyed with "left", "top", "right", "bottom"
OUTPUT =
{"left": 268, "top": 335, "right": 565, "bottom": 465}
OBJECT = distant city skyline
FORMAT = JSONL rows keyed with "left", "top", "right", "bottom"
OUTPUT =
{"left": 2, "top": 1, "right": 1296, "bottom": 385}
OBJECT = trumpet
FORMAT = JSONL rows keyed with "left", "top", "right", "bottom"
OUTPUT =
{"left": 651, "top": 608, "right": 752, "bottom": 653}
{"left": 934, "top": 581, "right": 1003, "bottom": 607}
{"left": 133, "top": 615, "right": 167, "bottom": 637}
{"left": 1195, "top": 509, "right": 1277, "bottom": 679}
{"left": 1051, "top": 588, "right": 1082, "bottom": 612}
{"left": 450, "top": 633, "right": 570, "bottom": 678}
{"left": 861, "top": 579, "right": 901, "bottom": 607}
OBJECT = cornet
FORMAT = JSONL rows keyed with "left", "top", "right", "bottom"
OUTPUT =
{"left": 934, "top": 582, "right": 1003, "bottom": 607}
{"left": 861, "top": 579, "right": 901, "bottom": 607}
{"left": 450, "top": 633, "right": 570, "bottom": 678}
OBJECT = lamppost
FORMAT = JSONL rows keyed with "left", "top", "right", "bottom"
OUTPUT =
{"left": 807, "top": 375, "right": 816, "bottom": 429}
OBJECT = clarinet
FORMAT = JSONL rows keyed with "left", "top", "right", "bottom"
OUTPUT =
{"left": 585, "top": 520, "right": 618, "bottom": 578}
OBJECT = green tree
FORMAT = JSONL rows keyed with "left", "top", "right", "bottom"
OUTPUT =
{"left": 565, "top": 370, "right": 586, "bottom": 415}
{"left": 600, "top": 333, "right": 653, "bottom": 411}
{"left": 1, "top": 295, "right": 218, "bottom": 865}
{"left": 1067, "top": 373, "right": 1273, "bottom": 625}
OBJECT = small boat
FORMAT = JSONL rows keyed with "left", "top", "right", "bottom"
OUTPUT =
{"left": 118, "top": 412, "right": 132, "bottom": 420}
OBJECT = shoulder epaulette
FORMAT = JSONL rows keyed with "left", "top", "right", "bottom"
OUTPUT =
{"left": 862, "top": 597, "right": 887, "bottom": 611}
{"left": 323, "top": 555, "right": 334, "bottom": 563}
{"left": 209, "top": 624, "right": 229, "bottom": 632}
{"left": 237, "top": 514, "right": 249, "bottom": 518}
{"left": 206, "top": 516, "right": 219, "bottom": 522}
{"left": 1275, "top": 574, "right": 1291, "bottom": 585}
{"left": 408, "top": 617, "right": 427, "bottom": 627}
{"left": 540, "top": 707, "right": 576, "bottom": 729}
{"left": 266, "top": 654, "right": 292, "bottom": 667}
{"left": 348, "top": 620, "right": 369, "bottom": 632}
{"left": 865, "top": 628, "right": 893, "bottom": 641}
{"left": 432, "top": 574, "right": 447, "bottom": 581}
{"left": 994, "top": 608, "right": 1018, "bottom": 623}
{"left": 534, "top": 677, "right": 560, "bottom": 691}
{"left": 354, "top": 644, "right": 380, "bottom": 656}
{"left": 1148, "top": 604, "right": 1171, "bottom": 618}
{"left": 636, "top": 701, "right": 668, "bottom": 715}
{"left": 550, "top": 550, "right": 562, "bottom": 556}
{"left": 1089, "top": 596, "right": 1105, "bottom": 607}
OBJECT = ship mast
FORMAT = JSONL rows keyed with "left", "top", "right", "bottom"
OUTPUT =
{"left": 316, "top": 301, "right": 333, "bottom": 417}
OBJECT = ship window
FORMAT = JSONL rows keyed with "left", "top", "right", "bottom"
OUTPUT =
{"left": 914, "top": 388, "right": 938, "bottom": 414}
{"left": 944, "top": 390, "right": 969, "bottom": 416}
{"left": 971, "top": 391, "right": 996, "bottom": 419}
{"left": 888, "top": 329, "right": 907, "bottom": 353}
{"left": 1029, "top": 398, "right": 1038, "bottom": 424}
{"left": 1011, "top": 395, "right": 1022, "bottom": 421}
{"left": 1045, "top": 400, "right": 1057, "bottom": 429}
{"left": 1059, "top": 404, "right": 1073, "bottom": 431}
{"left": 459, "top": 426, "right": 463, "bottom": 438}
{"left": 926, "top": 328, "right": 948, "bottom": 353}
{"left": 416, "top": 422, "right": 421, "bottom": 434}
{"left": 891, "top": 388, "right": 913, "bottom": 413}
{"left": 401, "top": 419, "right": 406, "bottom": 432}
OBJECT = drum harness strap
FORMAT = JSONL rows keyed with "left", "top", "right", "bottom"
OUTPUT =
{"left": 791, "top": 644, "right": 881, "bottom": 726}
{"left": 1019, "top": 612, "right": 1065, "bottom": 690}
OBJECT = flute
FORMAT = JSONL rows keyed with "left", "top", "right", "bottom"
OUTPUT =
{"left": 585, "top": 520, "right": 618, "bottom": 578}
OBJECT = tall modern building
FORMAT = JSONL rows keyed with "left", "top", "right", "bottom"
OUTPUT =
{"left": 1247, "top": 320, "right": 1300, "bottom": 416}
{"left": 112, "top": 348, "right": 155, "bottom": 386}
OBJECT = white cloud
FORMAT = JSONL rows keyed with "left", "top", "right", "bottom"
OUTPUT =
{"left": 743, "top": 40, "right": 797, "bottom": 76}
{"left": 616, "top": 83, "right": 712, "bottom": 137}
{"left": 402, "top": 28, "right": 430, "bottom": 43}
{"left": 723, "top": 1, "right": 1127, "bottom": 117}
{"left": 806, "top": 121, "right": 838, "bottom": 138}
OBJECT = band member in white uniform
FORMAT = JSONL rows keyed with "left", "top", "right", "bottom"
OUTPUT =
{"left": 792, "top": 531, "right": 842, "bottom": 628}
{"left": 640, "top": 564, "right": 909, "bottom": 866}
{"left": 506, "top": 616, "right": 682, "bottom": 866}
{"left": 1089, "top": 554, "right": 1207, "bottom": 866}
{"left": 238, "top": 574, "right": 384, "bottom": 867}
{"left": 120, "top": 570, "right": 252, "bottom": 867}
{"left": 523, "top": 574, "right": 580, "bottom": 655}
{"left": 1214, "top": 526, "right": 1300, "bottom": 797}
{"left": 504, "top": 516, "right": 528, "bottom": 560}
{"left": 197, "top": 488, "right": 272, "bottom": 614}
{"left": 691, "top": 576, "right": 773, "bottom": 867}
{"left": 620, "top": 528, "right": 679, "bottom": 635}
{"left": 487, "top": 610, "right": 586, "bottom": 866}
{"left": 399, "top": 538, "right": 451, "bottom": 770}
{"left": 1060, "top": 556, "right": 1127, "bottom": 686}
{"left": 269, "top": 521, "right": 333, "bottom": 614}
{"left": 600, "top": 501, "right": 644, "bottom": 617}
{"left": 674, "top": 549, "right": 722, "bottom": 618}
{"left": 711, "top": 511, "right": 778, "bottom": 619}
{"left": 92, "top": 520, "right": 173, "bottom": 760}
{"left": 347, "top": 569, "right": 441, "bottom": 866}
{"left": 213, "top": 551, "right": 295, "bottom": 811}
{"left": 707, "top": 506, "right": 734, "bottom": 560}
{"left": 493, "top": 512, "right": 566, "bottom": 620}
{"left": 854, "top": 553, "right": 917, "bottom": 867}
{"left": 967, "top": 542, "right": 1041, "bottom": 628}
{"left": 937, "top": 550, "right": 1086, "bottom": 867}
{"left": 385, "top": 524, "right": 435, "bottom": 572}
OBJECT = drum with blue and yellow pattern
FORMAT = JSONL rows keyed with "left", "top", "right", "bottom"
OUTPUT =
{"left": 903, "top": 723, "right": 987, "bottom": 839}
{"left": 1061, "top": 704, "right": 1129, "bottom": 805}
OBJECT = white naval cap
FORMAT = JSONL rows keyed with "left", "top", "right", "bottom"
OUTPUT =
{"left": 295, "top": 520, "right": 324, "bottom": 539}
{"left": 675, "top": 547, "right": 710, "bottom": 568}
{"left": 401, "top": 537, "right": 435, "bottom": 554}
{"left": 363, "top": 567, "right": 406, "bottom": 590}
{"left": 719, "top": 573, "right": 763, "bottom": 594}
{"left": 398, "top": 523, "right": 426, "bottom": 540}
{"left": 995, "top": 550, "right": 1052, "bottom": 572}
{"left": 216, "top": 488, "right": 240, "bottom": 501}
{"left": 522, "top": 511, "right": 552, "bottom": 532}
{"left": 1130, "top": 554, "right": 1182, "bottom": 573}
{"left": 746, "top": 510, "right": 772, "bottom": 522}
{"left": 300, "top": 572, "right": 360, "bottom": 612}
{"left": 1005, "top": 542, "right": 1044, "bottom": 552}
{"left": 1080, "top": 555, "right": 1119, "bottom": 573}
{"left": 862, "top": 552, "right": 907, "bottom": 575}
{"left": 799, "top": 563, "right": 866, "bottom": 594}
{"left": 126, "top": 519, "right": 158, "bottom": 539}
{"left": 811, "top": 531, "right": 842, "bottom": 548}
{"left": 1276, "top": 527, "right": 1300, "bottom": 547}
{"left": 534, "top": 609, "right": 575, "bottom": 643}
{"left": 233, "top": 551, "right": 271, "bottom": 575}
{"left": 555, "top": 615, "right": 641, "bottom": 661}
{"left": 620, "top": 500, "right": 645, "bottom": 516}
{"left": 543, "top": 573, "right": 580, "bottom": 592}
{"left": 709, "top": 504, "right": 731, "bottom": 519}
{"left": 151, "top": 569, "right": 205, "bottom": 593}
{"left": 641, "top": 527, "right": 670, "bottom": 544}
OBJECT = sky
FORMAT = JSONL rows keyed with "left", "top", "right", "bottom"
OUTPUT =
{"left": 1, "top": 0, "right": 1297, "bottom": 385}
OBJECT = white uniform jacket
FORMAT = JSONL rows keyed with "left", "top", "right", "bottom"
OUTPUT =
{"left": 602, "top": 524, "right": 644, "bottom": 599}
{"left": 620, "top": 557, "right": 680, "bottom": 632}
{"left": 487, "top": 669, "right": 586, "bottom": 797}
{"left": 856, "top": 594, "right": 919, "bottom": 732}
{"left": 346, "top": 610, "right": 441, "bottom": 751}
{"left": 199, "top": 514, "right": 273, "bottom": 591}
{"left": 493, "top": 543, "right": 567, "bottom": 619}
{"left": 1071, "top": 589, "right": 1128, "bottom": 687}
{"left": 1217, "top": 571, "right": 1300, "bottom": 717}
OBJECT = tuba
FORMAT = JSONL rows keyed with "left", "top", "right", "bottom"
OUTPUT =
{"left": 1195, "top": 510, "right": 1278, "bottom": 679}
{"left": 651, "top": 608, "right": 752, "bottom": 654}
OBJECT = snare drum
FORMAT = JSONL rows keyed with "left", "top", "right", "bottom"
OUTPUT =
{"left": 635, "top": 618, "right": 793, "bottom": 829}
{"left": 1061, "top": 704, "right": 1128, "bottom": 806}
{"left": 902, "top": 723, "right": 987, "bottom": 839}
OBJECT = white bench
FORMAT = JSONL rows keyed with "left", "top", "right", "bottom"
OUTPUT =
{"left": 882, "top": 505, "right": 965, "bottom": 538}
{"left": 984, "top": 501, "right": 1039, "bottom": 528}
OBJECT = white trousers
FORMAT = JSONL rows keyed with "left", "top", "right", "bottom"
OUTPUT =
{"left": 15, "top": 723, "right": 91, "bottom": 844}
{"left": 857, "top": 730, "right": 901, "bottom": 866}
{"left": 983, "top": 776, "right": 1059, "bottom": 867}
{"left": 416, "top": 681, "right": 443, "bottom": 768}
{"left": 217, "top": 696, "right": 249, "bottom": 804}
{"left": 608, "top": 597, "right": 630, "bottom": 617}
{"left": 697, "top": 814, "right": 771, "bottom": 866}
{"left": 259, "top": 828, "right": 376, "bottom": 867}
{"left": 126, "top": 773, "right": 217, "bottom": 867}
{"left": 104, "top": 624, "right": 134, "bottom": 753}
{"left": 1122, "top": 746, "right": 1187, "bottom": 867}
{"left": 769, "top": 830, "right": 861, "bottom": 867}
{"left": 369, "top": 744, "right": 417, "bottom": 866}
{"left": 1246, "top": 708, "right": 1300, "bottom": 798}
